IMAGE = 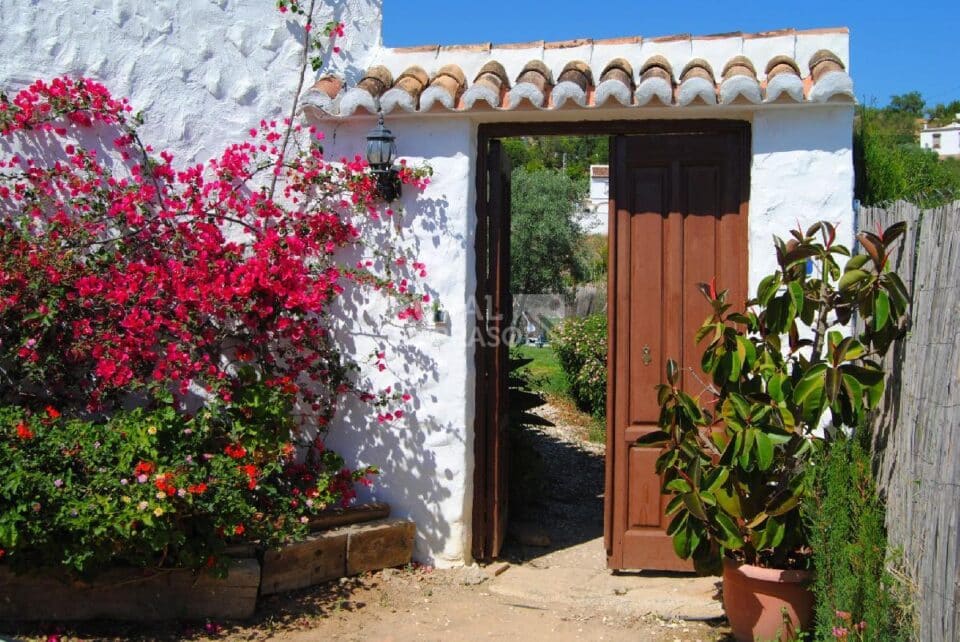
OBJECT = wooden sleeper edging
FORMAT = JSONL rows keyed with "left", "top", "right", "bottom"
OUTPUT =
{"left": 0, "top": 503, "right": 414, "bottom": 621}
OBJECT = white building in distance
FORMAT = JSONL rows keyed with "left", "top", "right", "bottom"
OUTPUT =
{"left": 920, "top": 116, "right": 960, "bottom": 158}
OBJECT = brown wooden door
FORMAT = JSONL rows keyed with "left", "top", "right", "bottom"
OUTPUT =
{"left": 605, "top": 129, "right": 749, "bottom": 571}
{"left": 472, "top": 138, "right": 512, "bottom": 561}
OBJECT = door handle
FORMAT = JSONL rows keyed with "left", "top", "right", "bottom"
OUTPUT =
{"left": 642, "top": 345, "right": 652, "bottom": 366}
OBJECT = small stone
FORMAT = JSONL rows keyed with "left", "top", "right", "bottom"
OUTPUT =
{"left": 461, "top": 565, "right": 486, "bottom": 586}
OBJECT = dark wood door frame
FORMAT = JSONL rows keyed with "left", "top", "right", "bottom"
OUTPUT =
{"left": 472, "top": 119, "right": 751, "bottom": 562}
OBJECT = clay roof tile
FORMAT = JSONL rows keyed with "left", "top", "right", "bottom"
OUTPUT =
{"left": 721, "top": 56, "right": 757, "bottom": 80}
{"left": 808, "top": 49, "right": 846, "bottom": 83}
{"left": 357, "top": 66, "right": 394, "bottom": 97}
{"left": 515, "top": 60, "right": 554, "bottom": 90}
{"left": 680, "top": 58, "right": 716, "bottom": 83}
{"left": 600, "top": 58, "right": 635, "bottom": 89}
{"left": 764, "top": 55, "right": 802, "bottom": 79}
{"left": 557, "top": 60, "right": 594, "bottom": 91}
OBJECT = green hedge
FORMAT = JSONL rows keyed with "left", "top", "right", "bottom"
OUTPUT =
{"left": 551, "top": 314, "right": 607, "bottom": 417}
{"left": 806, "top": 435, "right": 911, "bottom": 641}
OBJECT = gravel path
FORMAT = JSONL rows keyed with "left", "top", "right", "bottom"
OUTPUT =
{"left": 504, "top": 397, "right": 606, "bottom": 558}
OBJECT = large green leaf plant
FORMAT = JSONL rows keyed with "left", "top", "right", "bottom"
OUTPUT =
{"left": 642, "top": 221, "right": 908, "bottom": 573}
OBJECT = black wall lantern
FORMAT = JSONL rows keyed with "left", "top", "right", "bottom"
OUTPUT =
{"left": 365, "top": 109, "right": 401, "bottom": 202}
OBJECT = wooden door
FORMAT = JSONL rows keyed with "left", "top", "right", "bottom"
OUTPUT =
{"left": 604, "top": 129, "right": 749, "bottom": 571}
{"left": 472, "top": 138, "right": 512, "bottom": 561}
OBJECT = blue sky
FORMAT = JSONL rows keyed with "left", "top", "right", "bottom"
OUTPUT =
{"left": 383, "top": 1, "right": 960, "bottom": 111}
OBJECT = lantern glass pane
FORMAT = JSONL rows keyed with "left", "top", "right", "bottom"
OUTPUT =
{"left": 365, "top": 138, "right": 382, "bottom": 165}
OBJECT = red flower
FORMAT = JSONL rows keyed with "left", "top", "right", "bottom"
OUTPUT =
{"left": 224, "top": 443, "right": 247, "bottom": 459}
{"left": 134, "top": 460, "right": 155, "bottom": 476}
{"left": 233, "top": 523, "right": 245, "bottom": 536}
{"left": 239, "top": 463, "right": 259, "bottom": 490}
{"left": 188, "top": 483, "right": 208, "bottom": 495}
{"left": 45, "top": 406, "right": 61, "bottom": 419}
{"left": 15, "top": 422, "right": 34, "bottom": 440}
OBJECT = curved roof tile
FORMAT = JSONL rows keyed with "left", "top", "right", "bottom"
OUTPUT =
{"left": 305, "top": 29, "right": 853, "bottom": 117}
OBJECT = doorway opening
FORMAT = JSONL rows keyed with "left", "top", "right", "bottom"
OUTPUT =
{"left": 500, "top": 134, "right": 610, "bottom": 563}
{"left": 472, "top": 120, "right": 751, "bottom": 572}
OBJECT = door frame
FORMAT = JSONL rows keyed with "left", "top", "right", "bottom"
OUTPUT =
{"left": 472, "top": 119, "right": 751, "bottom": 563}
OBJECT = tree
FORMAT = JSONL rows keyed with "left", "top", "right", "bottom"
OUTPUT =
{"left": 510, "top": 167, "right": 587, "bottom": 294}
{"left": 926, "top": 99, "right": 960, "bottom": 126}
{"left": 855, "top": 104, "right": 959, "bottom": 206}
{"left": 887, "top": 91, "right": 925, "bottom": 118}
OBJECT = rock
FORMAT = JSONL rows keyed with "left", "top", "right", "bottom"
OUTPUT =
{"left": 461, "top": 565, "right": 486, "bottom": 586}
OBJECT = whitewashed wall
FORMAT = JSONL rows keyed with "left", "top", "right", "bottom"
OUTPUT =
{"left": 1, "top": 0, "right": 856, "bottom": 568}
{"left": 749, "top": 105, "right": 856, "bottom": 294}
{"left": 0, "top": 0, "right": 382, "bottom": 164}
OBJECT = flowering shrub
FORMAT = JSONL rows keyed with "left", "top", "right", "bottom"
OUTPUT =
{"left": 0, "top": 76, "right": 430, "bottom": 417}
{"left": 0, "top": 383, "right": 375, "bottom": 576}
{"left": 551, "top": 314, "right": 607, "bottom": 416}
{"left": 0, "top": 3, "right": 433, "bottom": 575}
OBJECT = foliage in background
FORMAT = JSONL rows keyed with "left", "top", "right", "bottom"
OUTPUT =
{"left": 806, "top": 434, "right": 911, "bottom": 642}
{"left": 510, "top": 167, "right": 588, "bottom": 294}
{"left": 512, "top": 344, "right": 568, "bottom": 399}
{"left": 0, "top": 383, "right": 375, "bottom": 577}
{"left": 551, "top": 314, "right": 607, "bottom": 417}
{"left": 503, "top": 136, "right": 608, "bottom": 188}
{"left": 856, "top": 102, "right": 960, "bottom": 207}
{"left": 644, "top": 221, "right": 908, "bottom": 573}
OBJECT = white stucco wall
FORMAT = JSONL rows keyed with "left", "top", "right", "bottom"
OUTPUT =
{"left": 0, "top": 0, "right": 382, "bottom": 164}
{"left": 749, "top": 106, "right": 856, "bottom": 295}
{"left": 317, "top": 116, "right": 479, "bottom": 567}
{"left": 1, "top": 0, "right": 857, "bottom": 568}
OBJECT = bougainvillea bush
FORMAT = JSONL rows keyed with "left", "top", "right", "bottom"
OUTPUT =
{"left": 0, "top": 17, "right": 430, "bottom": 573}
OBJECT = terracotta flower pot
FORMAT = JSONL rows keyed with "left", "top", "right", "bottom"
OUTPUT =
{"left": 722, "top": 558, "right": 813, "bottom": 641}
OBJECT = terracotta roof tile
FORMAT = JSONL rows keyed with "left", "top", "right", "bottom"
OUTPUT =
{"left": 311, "top": 28, "right": 854, "bottom": 117}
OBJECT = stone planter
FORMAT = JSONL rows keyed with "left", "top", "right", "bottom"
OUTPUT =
{"left": 722, "top": 558, "right": 813, "bottom": 641}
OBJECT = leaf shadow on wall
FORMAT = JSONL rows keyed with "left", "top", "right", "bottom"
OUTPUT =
{"left": 325, "top": 192, "right": 466, "bottom": 563}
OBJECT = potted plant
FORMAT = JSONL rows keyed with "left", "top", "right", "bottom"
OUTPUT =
{"left": 640, "top": 221, "right": 908, "bottom": 641}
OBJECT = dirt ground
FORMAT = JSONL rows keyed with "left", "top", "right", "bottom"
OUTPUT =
{"left": 3, "top": 399, "right": 732, "bottom": 642}
{"left": 4, "top": 565, "right": 729, "bottom": 642}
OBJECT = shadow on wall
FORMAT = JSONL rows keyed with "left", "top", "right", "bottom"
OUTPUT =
{"left": 323, "top": 190, "right": 463, "bottom": 564}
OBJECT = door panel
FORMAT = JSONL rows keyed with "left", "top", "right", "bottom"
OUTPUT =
{"left": 606, "top": 129, "right": 749, "bottom": 571}
{"left": 472, "top": 138, "right": 511, "bottom": 561}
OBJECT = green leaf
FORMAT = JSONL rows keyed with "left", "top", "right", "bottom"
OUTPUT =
{"left": 703, "top": 467, "right": 729, "bottom": 492}
{"left": 844, "top": 254, "right": 870, "bottom": 271}
{"left": 874, "top": 289, "right": 891, "bottom": 330}
{"left": 682, "top": 492, "right": 708, "bottom": 521}
{"left": 793, "top": 363, "right": 828, "bottom": 405}
{"left": 787, "top": 281, "right": 804, "bottom": 315}
{"left": 714, "top": 511, "right": 745, "bottom": 549}
{"left": 666, "top": 359, "right": 680, "bottom": 386}
{"left": 667, "top": 511, "right": 688, "bottom": 537}
{"left": 665, "top": 494, "right": 685, "bottom": 516}
{"left": 838, "top": 268, "right": 871, "bottom": 292}
{"left": 757, "top": 273, "right": 781, "bottom": 306}
{"left": 754, "top": 432, "right": 774, "bottom": 471}
{"left": 636, "top": 430, "right": 670, "bottom": 447}
{"left": 665, "top": 478, "right": 692, "bottom": 493}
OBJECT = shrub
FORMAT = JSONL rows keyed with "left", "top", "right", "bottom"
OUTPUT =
{"left": 0, "top": 383, "right": 375, "bottom": 577}
{"left": 552, "top": 314, "right": 606, "bottom": 416}
{"left": 806, "top": 435, "right": 910, "bottom": 641}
